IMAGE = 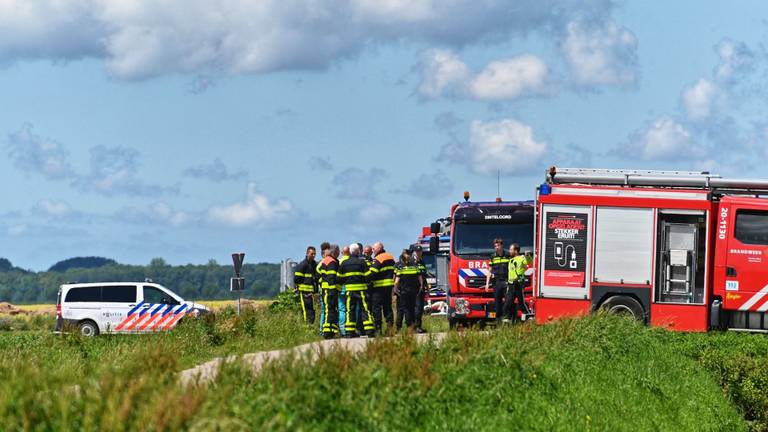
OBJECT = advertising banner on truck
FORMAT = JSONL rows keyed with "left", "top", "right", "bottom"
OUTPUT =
{"left": 543, "top": 212, "right": 588, "bottom": 287}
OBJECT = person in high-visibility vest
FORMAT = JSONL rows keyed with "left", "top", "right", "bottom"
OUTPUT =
{"left": 339, "top": 243, "right": 374, "bottom": 337}
{"left": 293, "top": 246, "right": 318, "bottom": 324}
{"left": 338, "top": 246, "right": 351, "bottom": 336}
{"left": 369, "top": 242, "right": 396, "bottom": 335}
{"left": 394, "top": 250, "right": 424, "bottom": 331}
{"left": 315, "top": 242, "right": 331, "bottom": 335}
{"left": 318, "top": 244, "right": 341, "bottom": 339}
{"left": 412, "top": 244, "right": 429, "bottom": 333}
{"left": 505, "top": 243, "right": 528, "bottom": 323}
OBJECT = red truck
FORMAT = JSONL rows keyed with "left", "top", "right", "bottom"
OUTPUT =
{"left": 535, "top": 167, "right": 768, "bottom": 332}
{"left": 432, "top": 193, "right": 534, "bottom": 328}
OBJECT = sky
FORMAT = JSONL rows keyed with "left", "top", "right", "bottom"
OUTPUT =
{"left": 2, "top": 0, "right": 768, "bottom": 270}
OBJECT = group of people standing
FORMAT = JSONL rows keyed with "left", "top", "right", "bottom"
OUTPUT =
{"left": 293, "top": 241, "right": 429, "bottom": 339}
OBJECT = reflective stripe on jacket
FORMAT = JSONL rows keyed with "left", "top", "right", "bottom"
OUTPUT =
{"left": 370, "top": 251, "right": 396, "bottom": 288}
{"left": 294, "top": 258, "right": 317, "bottom": 292}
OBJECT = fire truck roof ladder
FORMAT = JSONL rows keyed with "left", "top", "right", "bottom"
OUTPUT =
{"left": 547, "top": 167, "right": 768, "bottom": 195}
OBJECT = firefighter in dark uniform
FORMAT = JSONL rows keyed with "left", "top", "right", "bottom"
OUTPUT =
{"left": 369, "top": 241, "right": 396, "bottom": 335}
{"left": 339, "top": 243, "right": 375, "bottom": 337}
{"left": 318, "top": 244, "right": 341, "bottom": 338}
{"left": 394, "top": 249, "right": 424, "bottom": 331}
{"left": 294, "top": 246, "right": 318, "bottom": 324}
{"left": 484, "top": 238, "right": 510, "bottom": 324}
{"left": 412, "top": 245, "right": 429, "bottom": 333}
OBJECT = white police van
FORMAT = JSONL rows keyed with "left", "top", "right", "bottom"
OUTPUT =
{"left": 55, "top": 282, "right": 210, "bottom": 336}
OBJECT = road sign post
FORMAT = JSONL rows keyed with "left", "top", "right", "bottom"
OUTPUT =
{"left": 231, "top": 252, "right": 245, "bottom": 316}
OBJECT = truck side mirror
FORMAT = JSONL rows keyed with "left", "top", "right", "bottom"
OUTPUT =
{"left": 429, "top": 236, "right": 439, "bottom": 254}
{"left": 430, "top": 222, "right": 441, "bottom": 234}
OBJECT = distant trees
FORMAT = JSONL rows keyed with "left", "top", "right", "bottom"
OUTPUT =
{"left": 48, "top": 257, "right": 117, "bottom": 272}
{"left": 0, "top": 258, "right": 280, "bottom": 304}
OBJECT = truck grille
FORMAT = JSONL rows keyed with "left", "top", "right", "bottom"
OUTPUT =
{"left": 465, "top": 277, "right": 487, "bottom": 288}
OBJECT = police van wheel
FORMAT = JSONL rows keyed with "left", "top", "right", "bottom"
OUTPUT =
{"left": 78, "top": 320, "right": 99, "bottom": 337}
{"left": 600, "top": 296, "right": 645, "bottom": 323}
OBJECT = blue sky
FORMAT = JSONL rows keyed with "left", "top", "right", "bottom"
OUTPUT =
{"left": 2, "top": 0, "right": 768, "bottom": 270}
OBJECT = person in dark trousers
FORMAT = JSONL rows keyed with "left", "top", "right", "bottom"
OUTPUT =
{"left": 394, "top": 249, "right": 410, "bottom": 331}
{"left": 394, "top": 250, "right": 424, "bottom": 331}
{"left": 369, "top": 241, "right": 396, "bottom": 335}
{"left": 412, "top": 245, "right": 429, "bottom": 333}
{"left": 318, "top": 244, "right": 341, "bottom": 338}
{"left": 339, "top": 243, "right": 374, "bottom": 337}
{"left": 294, "top": 246, "right": 318, "bottom": 324}
{"left": 484, "top": 238, "right": 510, "bottom": 325}
{"left": 505, "top": 243, "right": 528, "bottom": 323}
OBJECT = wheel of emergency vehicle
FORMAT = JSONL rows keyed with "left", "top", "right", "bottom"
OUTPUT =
{"left": 78, "top": 320, "right": 99, "bottom": 337}
{"left": 599, "top": 296, "right": 645, "bottom": 323}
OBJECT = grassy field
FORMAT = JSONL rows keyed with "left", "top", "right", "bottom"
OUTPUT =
{"left": 0, "top": 296, "right": 767, "bottom": 430}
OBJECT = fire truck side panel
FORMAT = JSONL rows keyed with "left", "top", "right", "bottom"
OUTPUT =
{"left": 536, "top": 184, "right": 713, "bottom": 330}
{"left": 535, "top": 298, "right": 590, "bottom": 323}
{"left": 650, "top": 304, "right": 708, "bottom": 331}
{"left": 716, "top": 197, "right": 768, "bottom": 322}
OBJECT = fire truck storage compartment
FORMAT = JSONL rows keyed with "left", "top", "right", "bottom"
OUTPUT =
{"left": 655, "top": 210, "right": 706, "bottom": 305}
{"left": 539, "top": 205, "right": 591, "bottom": 300}
{"left": 593, "top": 207, "right": 654, "bottom": 285}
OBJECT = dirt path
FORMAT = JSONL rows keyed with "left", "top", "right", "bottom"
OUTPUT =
{"left": 180, "top": 332, "right": 448, "bottom": 386}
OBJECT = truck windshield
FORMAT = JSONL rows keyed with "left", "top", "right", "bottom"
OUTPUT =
{"left": 453, "top": 222, "right": 534, "bottom": 256}
{"left": 421, "top": 254, "right": 437, "bottom": 275}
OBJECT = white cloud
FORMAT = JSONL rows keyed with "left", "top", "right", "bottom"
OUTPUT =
{"left": 0, "top": 0, "right": 614, "bottom": 81}
{"left": 469, "top": 119, "right": 546, "bottom": 175}
{"left": 7, "top": 124, "right": 73, "bottom": 180}
{"left": 562, "top": 20, "right": 638, "bottom": 88}
{"left": 74, "top": 145, "right": 178, "bottom": 196}
{"left": 36, "top": 200, "right": 72, "bottom": 217}
{"left": 714, "top": 38, "right": 754, "bottom": 83}
{"left": 7, "top": 224, "right": 27, "bottom": 237}
{"left": 627, "top": 117, "right": 702, "bottom": 161}
{"left": 151, "top": 203, "right": 190, "bottom": 227}
{"left": 417, "top": 50, "right": 550, "bottom": 101}
{"left": 417, "top": 49, "right": 468, "bottom": 99}
{"left": 467, "top": 55, "right": 549, "bottom": 100}
{"left": 682, "top": 79, "right": 718, "bottom": 121}
{"left": 208, "top": 183, "right": 293, "bottom": 227}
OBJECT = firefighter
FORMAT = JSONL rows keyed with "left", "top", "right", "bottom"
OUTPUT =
{"left": 394, "top": 249, "right": 410, "bottom": 331}
{"left": 484, "top": 238, "right": 510, "bottom": 325}
{"left": 318, "top": 244, "right": 341, "bottom": 339}
{"left": 369, "top": 241, "right": 396, "bottom": 335}
{"left": 339, "top": 243, "right": 374, "bottom": 337}
{"left": 338, "top": 245, "right": 351, "bottom": 336}
{"left": 294, "top": 246, "right": 318, "bottom": 324}
{"left": 412, "top": 244, "right": 428, "bottom": 333}
{"left": 394, "top": 249, "right": 423, "bottom": 331}
{"left": 315, "top": 242, "right": 331, "bottom": 336}
{"left": 505, "top": 243, "right": 528, "bottom": 323}
{"left": 363, "top": 245, "right": 374, "bottom": 264}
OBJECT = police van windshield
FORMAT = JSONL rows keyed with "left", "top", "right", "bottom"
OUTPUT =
{"left": 453, "top": 222, "right": 534, "bottom": 257}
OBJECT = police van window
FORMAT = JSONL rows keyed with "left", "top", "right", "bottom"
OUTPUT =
{"left": 735, "top": 210, "right": 768, "bottom": 245}
{"left": 143, "top": 286, "right": 179, "bottom": 305}
{"left": 65, "top": 286, "right": 101, "bottom": 302}
{"left": 101, "top": 285, "right": 137, "bottom": 303}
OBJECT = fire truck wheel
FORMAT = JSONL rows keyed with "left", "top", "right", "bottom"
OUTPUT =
{"left": 448, "top": 316, "right": 459, "bottom": 330}
{"left": 599, "top": 296, "right": 645, "bottom": 323}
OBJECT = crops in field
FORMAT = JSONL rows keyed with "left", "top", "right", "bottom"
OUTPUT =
{"left": 1, "top": 302, "right": 768, "bottom": 431}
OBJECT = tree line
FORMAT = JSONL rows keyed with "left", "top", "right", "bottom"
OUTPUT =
{"left": 0, "top": 257, "right": 280, "bottom": 304}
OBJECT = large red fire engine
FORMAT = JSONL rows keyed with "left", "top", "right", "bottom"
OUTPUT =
{"left": 434, "top": 193, "right": 534, "bottom": 328}
{"left": 535, "top": 167, "right": 768, "bottom": 332}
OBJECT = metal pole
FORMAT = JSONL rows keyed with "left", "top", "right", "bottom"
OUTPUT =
{"left": 237, "top": 292, "right": 241, "bottom": 316}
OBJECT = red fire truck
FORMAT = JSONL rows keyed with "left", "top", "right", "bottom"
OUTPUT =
{"left": 535, "top": 167, "right": 768, "bottom": 332}
{"left": 433, "top": 193, "right": 534, "bottom": 328}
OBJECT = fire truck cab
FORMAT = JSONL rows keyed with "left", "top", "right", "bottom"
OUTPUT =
{"left": 441, "top": 195, "right": 534, "bottom": 328}
{"left": 535, "top": 167, "right": 768, "bottom": 332}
